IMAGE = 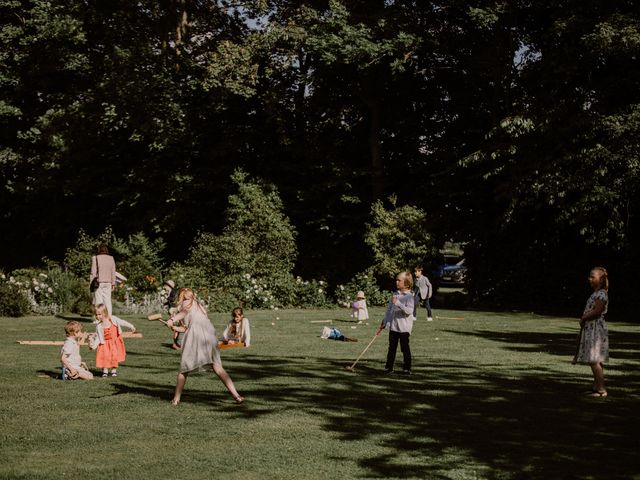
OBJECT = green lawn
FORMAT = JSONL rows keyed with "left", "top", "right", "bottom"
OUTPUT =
{"left": 1, "top": 308, "right": 639, "bottom": 480}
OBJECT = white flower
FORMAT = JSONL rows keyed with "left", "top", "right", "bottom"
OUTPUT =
{"left": 274, "top": 307, "right": 278, "bottom": 311}
{"left": 276, "top": 316, "right": 280, "bottom": 320}
{"left": 0, "top": 273, "right": 5, "bottom": 280}
{"left": 39, "top": 273, "right": 47, "bottom": 278}
{"left": 34, "top": 286, "right": 40, "bottom": 291}
{"left": 318, "top": 289, "right": 323, "bottom": 294}
{"left": 319, "top": 280, "right": 324, "bottom": 285}
{"left": 47, "top": 287, "right": 53, "bottom": 293}
{"left": 339, "top": 285, "right": 345, "bottom": 291}
{"left": 9, "top": 276, "right": 15, "bottom": 283}
{"left": 244, "top": 273, "right": 251, "bottom": 280}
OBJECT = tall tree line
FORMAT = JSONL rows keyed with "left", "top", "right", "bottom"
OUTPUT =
{"left": 1, "top": 0, "right": 638, "bottom": 312}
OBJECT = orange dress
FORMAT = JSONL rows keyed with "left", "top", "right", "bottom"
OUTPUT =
{"left": 95, "top": 321, "right": 126, "bottom": 369}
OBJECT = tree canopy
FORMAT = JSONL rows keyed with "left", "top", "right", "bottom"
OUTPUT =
{"left": 1, "top": 0, "right": 638, "bottom": 313}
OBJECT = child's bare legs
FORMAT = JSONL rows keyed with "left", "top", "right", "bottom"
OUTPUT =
{"left": 212, "top": 363, "right": 244, "bottom": 403}
{"left": 171, "top": 371, "right": 188, "bottom": 405}
{"left": 77, "top": 368, "right": 94, "bottom": 380}
{"left": 590, "top": 362, "right": 606, "bottom": 395}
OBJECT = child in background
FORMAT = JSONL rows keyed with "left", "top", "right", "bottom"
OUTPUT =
{"left": 380, "top": 272, "right": 416, "bottom": 375}
{"left": 320, "top": 326, "right": 358, "bottom": 342}
{"left": 351, "top": 291, "right": 369, "bottom": 324}
{"left": 94, "top": 303, "right": 127, "bottom": 377}
{"left": 413, "top": 266, "right": 433, "bottom": 321}
{"left": 222, "top": 307, "right": 251, "bottom": 346}
{"left": 574, "top": 267, "right": 610, "bottom": 397}
{"left": 163, "top": 280, "right": 182, "bottom": 350}
{"left": 60, "top": 321, "right": 93, "bottom": 380}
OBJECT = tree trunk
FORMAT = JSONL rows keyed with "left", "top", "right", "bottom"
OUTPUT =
{"left": 368, "top": 99, "right": 384, "bottom": 199}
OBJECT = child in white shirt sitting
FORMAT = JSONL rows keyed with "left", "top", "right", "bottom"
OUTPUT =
{"left": 222, "top": 307, "right": 251, "bottom": 346}
{"left": 60, "top": 321, "right": 93, "bottom": 380}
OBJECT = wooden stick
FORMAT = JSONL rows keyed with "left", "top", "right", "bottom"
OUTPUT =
{"left": 218, "top": 341, "right": 246, "bottom": 350}
{"left": 148, "top": 313, "right": 170, "bottom": 326}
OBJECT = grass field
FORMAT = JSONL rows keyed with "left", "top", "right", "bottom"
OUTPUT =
{"left": 1, "top": 308, "right": 639, "bottom": 480}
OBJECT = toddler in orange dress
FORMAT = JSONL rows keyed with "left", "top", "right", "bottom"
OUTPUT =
{"left": 94, "top": 303, "right": 126, "bottom": 377}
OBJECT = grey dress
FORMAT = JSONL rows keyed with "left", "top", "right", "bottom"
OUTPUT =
{"left": 176, "top": 300, "right": 222, "bottom": 373}
{"left": 575, "top": 289, "right": 609, "bottom": 364}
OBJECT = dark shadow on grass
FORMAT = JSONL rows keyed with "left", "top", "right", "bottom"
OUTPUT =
{"left": 172, "top": 352, "right": 639, "bottom": 479}
{"left": 37, "top": 368, "right": 62, "bottom": 379}
{"left": 443, "top": 329, "right": 578, "bottom": 357}
{"left": 76, "top": 337, "right": 640, "bottom": 479}
{"left": 444, "top": 328, "right": 640, "bottom": 361}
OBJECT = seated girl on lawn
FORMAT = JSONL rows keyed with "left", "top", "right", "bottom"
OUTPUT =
{"left": 222, "top": 307, "right": 251, "bottom": 347}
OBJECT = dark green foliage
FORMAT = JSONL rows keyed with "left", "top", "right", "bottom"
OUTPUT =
{"left": 0, "top": 282, "right": 30, "bottom": 317}
{"left": 364, "top": 197, "right": 439, "bottom": 282}
{"left": 1, "top": 0, "right": 638, "bottom": 314}
{"left": 181, "top": 169, "right": 298, "bottom": 308}
{"left": 64, "top": 228, "right": 165, "bottom": 301}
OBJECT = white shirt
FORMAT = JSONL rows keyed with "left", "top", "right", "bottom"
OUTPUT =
{"left": 222, "top": 318, "right": 251, "bottom": 346}
{"left": 61, "top": 337, "right": 82, "bottom": 369}
{"left": 382, "top": 291, "right": 415, "bottom": 334}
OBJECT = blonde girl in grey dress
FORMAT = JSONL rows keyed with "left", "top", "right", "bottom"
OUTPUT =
{"left": 167, "top": 288, "right": 244, "bottom": 405}
{"left": 575, "top": 267, "right": 609, "bottom": 397}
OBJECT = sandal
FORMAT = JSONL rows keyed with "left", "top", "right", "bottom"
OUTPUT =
{"left": 588, "top": 390, "right": 608, "bottom": 397}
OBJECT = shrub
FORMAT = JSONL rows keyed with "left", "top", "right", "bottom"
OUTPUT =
{"left": 111, "top": 232, "right": 166, "bottom": 298}
{"left": 0, "top": 273, "right": 31, "bottom": 317}
{"left": 63, "top": 227, "right": 114, "bottom": 279}
{"left": 64, "top": 228, "right": 165, "bottom": 302}
{"left": 334, "top": 269, "right": 388, "bottom": 307}
{"left": 364, "top": 196, "right": 439, "bottom": 281}
{"left": 117, "top": 289, "right": 166, "bottom": 316}
{"left": 292, "top": 276, "right": 333, "bottom": 308}
{"left": 181, "top": 169, "right": 298, "bottom": 308}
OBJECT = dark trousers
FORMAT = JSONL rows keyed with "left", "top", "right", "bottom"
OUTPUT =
{"left": 413, "top": 294, "right": 432, "bottom": 318}
{"left": 385, "top": 330, "right": 411, "bottom": 371}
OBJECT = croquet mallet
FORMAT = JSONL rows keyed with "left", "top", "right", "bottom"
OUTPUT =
{"left": 148, "top": 313, "right": 171, "bottom": 328}
{"left": 345, "top": 327, "right": 383, "bottom": 371}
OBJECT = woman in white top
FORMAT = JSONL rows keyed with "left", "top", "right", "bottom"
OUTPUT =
{"left": 90, "top": 244, "right": 116, "bottom": 315}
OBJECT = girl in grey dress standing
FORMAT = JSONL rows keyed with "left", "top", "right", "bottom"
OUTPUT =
{"left": 167, "top": 288, "right": 244, "bottom": 405}
{"left": 574, "top": 267, "right": 609, "bottom": 397}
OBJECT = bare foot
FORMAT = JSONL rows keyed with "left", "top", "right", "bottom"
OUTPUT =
{"left": 170, "top": 399, "right": 180, "bottom": 406}
{"left": 233, "top": 395, "right": 245, "bottom": 404}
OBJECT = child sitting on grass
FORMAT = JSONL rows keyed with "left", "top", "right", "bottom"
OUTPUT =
{"left": 60, "top": 321, "right": 93, "bottom": 380}
{"left": 222, "top": 307, "right": 251, "bottom": 346}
